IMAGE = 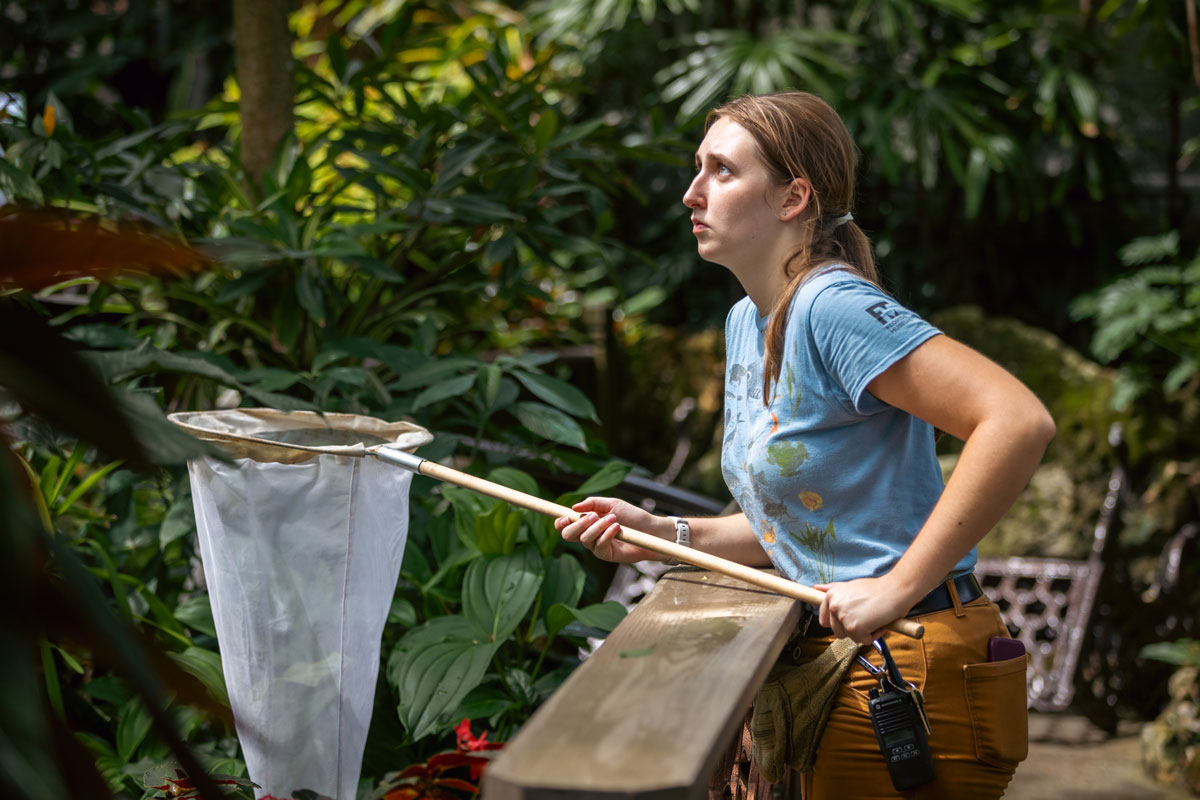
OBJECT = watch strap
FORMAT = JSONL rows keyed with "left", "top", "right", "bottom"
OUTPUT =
{"left": 666, "top": 516, "right": 691, "bottom": 564}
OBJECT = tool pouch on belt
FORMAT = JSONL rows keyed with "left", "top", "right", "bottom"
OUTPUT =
{"left": 750, "top": 633, "right": 862, "bottom": 783}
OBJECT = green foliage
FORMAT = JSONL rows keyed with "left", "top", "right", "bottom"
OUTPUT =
{"left": 387, "top": 459, "right": 631, "bottom": 745}
{"left": 1141, "top": 639, "right": 1200, "bottom": 668}
{"left": 5, "top": 0, "right": 1199, "bottom": 794}
{"left": 1070, "top": 233, "right": 1200, "bottom": 410}
{"left": 2, "top": 4, "right": 662, "bottom": 793}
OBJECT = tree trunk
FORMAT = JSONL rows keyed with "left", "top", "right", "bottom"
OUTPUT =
{"left": 233, "top": 0, "right": 293, "bottom": 190}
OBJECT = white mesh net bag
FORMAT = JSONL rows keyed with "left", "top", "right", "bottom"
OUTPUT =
{"left": 170, "top": 409, "right": 433, "bottom": 800}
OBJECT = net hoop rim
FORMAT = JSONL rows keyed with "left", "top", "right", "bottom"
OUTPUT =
{"left": 168, "top": 408, "right": 433, "bottom": 464}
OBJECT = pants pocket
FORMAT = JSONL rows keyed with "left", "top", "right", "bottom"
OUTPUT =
{"left": 963, "top": 655, "right": 1029, "bottom": 770}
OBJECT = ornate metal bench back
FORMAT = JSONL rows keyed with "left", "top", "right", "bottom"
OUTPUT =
{"left": 975, "top": 424, "right": 1126, "bottom": 712}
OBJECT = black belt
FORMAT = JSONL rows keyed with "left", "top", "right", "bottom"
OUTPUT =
{"left": 804, "top": 573, "right": 984, "bottom": 637}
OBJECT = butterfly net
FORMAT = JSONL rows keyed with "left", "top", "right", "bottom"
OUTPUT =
{"left": 170, "top": 409, "right": 433, "bottom": 799}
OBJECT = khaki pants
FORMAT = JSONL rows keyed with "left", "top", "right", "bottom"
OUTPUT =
{"left": 799, "top": 594, "right": 1028, "bottom": 799}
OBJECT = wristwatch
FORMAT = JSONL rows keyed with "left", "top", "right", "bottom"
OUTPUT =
{"left": 666, "top": 516, "right": 691, "bottom": 565}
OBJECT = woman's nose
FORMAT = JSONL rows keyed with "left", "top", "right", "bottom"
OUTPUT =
{"left": 682, "top": 175, "right": 705, "bottom": 209}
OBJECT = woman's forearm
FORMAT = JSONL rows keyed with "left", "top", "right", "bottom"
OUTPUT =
{"left": 684, "top": 511, "right": 774, "bottom": 567}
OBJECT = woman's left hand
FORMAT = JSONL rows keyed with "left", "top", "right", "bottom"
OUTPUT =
{"left": 814, "top": 576, "right": 917, "bottom": 644}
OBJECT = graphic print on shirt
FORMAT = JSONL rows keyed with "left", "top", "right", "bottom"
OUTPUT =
{"left": 765, "top": 440, "right": 807, "bottom": 476}
{"left": 793, "top": 518, "right": 837, "bottom": 585}
{"left": 724, "top": 346, "right": 837, "bottom": 582}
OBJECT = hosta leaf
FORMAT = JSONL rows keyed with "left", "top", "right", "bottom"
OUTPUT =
{"left": 545, "top": 601, "right": 627, "bottom": 640}
{"left": 462, "top": 546, "right": 543, "bottom": 642}
{"left": 541, "top": 555, "right": 585, "bottom": 610}
{"left": 474, "top": 502, "right": 523, "bottom": 555}
{"left": 388, "top": 616, "right": 501, "bottom": 741}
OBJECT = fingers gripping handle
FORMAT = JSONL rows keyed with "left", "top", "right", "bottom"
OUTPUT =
{"left": 367, "top": 447, "right": 925, "bottom": 640}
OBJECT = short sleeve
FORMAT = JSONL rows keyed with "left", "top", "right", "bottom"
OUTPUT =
{"left": 807, "top": 279, "right": 941, "bottom": 412}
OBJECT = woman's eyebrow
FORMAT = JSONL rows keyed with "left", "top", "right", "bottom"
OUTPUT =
{"left": 697, "top": 147, "right": 735, "bottom": 167}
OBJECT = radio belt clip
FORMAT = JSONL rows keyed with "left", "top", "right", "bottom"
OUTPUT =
{"left": 859, "top": 636, "right": 937, "bottom": 791}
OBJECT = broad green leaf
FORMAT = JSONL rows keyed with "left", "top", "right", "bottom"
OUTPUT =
{"left": 112, "top": 391, "right": 228, "bottom": 465}
{"left": 475, "top": 502, "right": 523, "bottom": 555}
{"left": 77, "top": 732, "right": 123, "bottom": 789}
{"left": 241, "top": 367, "right": 305, "bottom": 392}
{"left": 392, "top": 357, "right": 478, "bottom": 391}
{"left": 168, "top": 647, "right": 228, "bottom": 707}
{"left": 453, "top": 683, "right": 517, "bottom": 722}
{"left": 1139, "top": 638, "right": 1200, "bottom": 666}
{"left": 533, "top": 109, "right": 559, "bottom": 152}
{"left": 388, "top": 616, "right": 501, "bottom": 741}
{"left": 541, "top": 555, "right": 585, "bottom": 610}
{"left": 546, "top": 601, "right": 627, "bottom": 640}
{"left": 159, "top": 486, "right": 195, "bottom": 547}
{"left": 0, "top": 158, "right": 44, "bottom": 203}
{"left": 512, "top": 401, "right": 587, "bottom": 451}
{"left": 575, "top": 460, "right": 633, "bottom": 495}
{"left": 529, "top": 514, "right": 560, "bottom": 558}
{"left": 486, "top": 467, "right": 542, "bottom": 498}
{"left": 86, "top": 348, "right": 313, "bottom": 411}
{"left": 445, "top": 195, "right": 521, "bottom": 224}
{"left": 174, "top": 595, "right": 217, "bottom": 639}
{"left": 479, "top": 364, "right": 502, "bottom": 411}
{"left": 116, "top": 696, "right": 153, "bottom": 763}
{"left": 137, "top": 585, "right": 189, "bottom": 640}
{"left": 442, "top": 485, "right": 497, "bottom": 551}
{"left": 216, "top": 267, "right": 276, "bottom": 303}
{"left": 60, "top": 323, "right": 143, "bottom": 349}
{"left": 388, "top": 596, "right": 417, "bottom": 628}
{"left": 1064, "top": 71, "right": 1099, "bottom": 126}
{"left": 295, "top": 266, "right": 326, "bottom": 325}
{"left": 410, "top": 373, "right": 475, "bottom": 411}
{"left": 618, "top": 286, "right": 666, "bottom": 317}
{"left": 513, "top": 371, "right": 599, "bottom": 422}
{"left": 462, "top": 546, "right": 543, "bottom": 642}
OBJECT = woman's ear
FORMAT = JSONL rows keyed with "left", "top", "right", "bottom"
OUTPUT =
{"left": 779, "top": 177, "right": 812, "bottom": 221}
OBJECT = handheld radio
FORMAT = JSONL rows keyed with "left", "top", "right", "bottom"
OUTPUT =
{"left": 860, "top": 638, "right": 936, "bottom": 791}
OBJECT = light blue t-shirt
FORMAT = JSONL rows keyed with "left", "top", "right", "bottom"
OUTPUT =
{"left": 721, "top": 267, "right": 976, "bottom": 586}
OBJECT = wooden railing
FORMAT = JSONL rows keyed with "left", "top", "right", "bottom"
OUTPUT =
{"left": 482, "top": 567, "right": 801, "bottom": 799}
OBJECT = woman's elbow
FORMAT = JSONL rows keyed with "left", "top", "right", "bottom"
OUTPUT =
{"left": 1025, "top": 402, "right": 1056, "bottom": 454}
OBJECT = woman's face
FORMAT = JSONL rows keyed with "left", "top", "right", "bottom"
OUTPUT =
{"left": 682, "top": 118, "right": 793, "bottom": 275}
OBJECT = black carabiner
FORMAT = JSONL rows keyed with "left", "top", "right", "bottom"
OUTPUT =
{"left": 874, "top": 636, "right": 906, "bottom": 689}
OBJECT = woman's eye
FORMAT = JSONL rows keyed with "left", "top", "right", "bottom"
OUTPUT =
{"left": 717, "top": 164, "right": 731, "bottom": 175}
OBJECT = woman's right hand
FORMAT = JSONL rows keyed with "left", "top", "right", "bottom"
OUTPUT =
{"left": 554, "top": 496, "right": 673, "bottom": 563}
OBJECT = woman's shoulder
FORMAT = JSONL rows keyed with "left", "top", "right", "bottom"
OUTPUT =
{"left": 792, "top": 265, "right": 892, "bottom": 321}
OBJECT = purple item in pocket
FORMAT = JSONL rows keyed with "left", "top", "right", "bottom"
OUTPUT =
{"left": 988, "top": 636, "right": 1026, "bottom": 662}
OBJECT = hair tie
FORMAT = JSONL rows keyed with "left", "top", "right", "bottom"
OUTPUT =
{"left": 833, "top": 212, "right": 853, "bottom": 227}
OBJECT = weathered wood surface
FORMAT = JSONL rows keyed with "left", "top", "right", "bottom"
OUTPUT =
{"left": 482, "top": 568, "right": 802, "bottom": 800}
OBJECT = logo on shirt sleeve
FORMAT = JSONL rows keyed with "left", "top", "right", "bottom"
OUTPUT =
{"left": 865, "top": 300, "right": 910, "bottom": 332}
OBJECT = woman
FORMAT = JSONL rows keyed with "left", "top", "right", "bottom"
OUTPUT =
{"left": 555, "top": 91, "right": 1053, "bottom": 798}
